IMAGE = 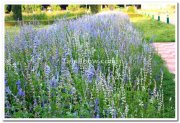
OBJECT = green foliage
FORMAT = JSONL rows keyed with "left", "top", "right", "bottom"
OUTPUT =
{"left": 32, "top": 5, "right": 42, "bottom": 13}
{"left": 5, "top": 5, "right": 9, "bottom": 13}
{"left": 90, "top": 5, "right": 101, "bottom": 14}
{"left": 108, "top": 5, "right": 119, "bottom": 10}
{"left": 50, "top": 5, "right": 61, "bottom": 11}
{"left": 127, "top": 6, "right": 136, "bottom": 13}
{"left": 67, "top": 5, "right": 80, "bottom": 11}
{"left": 22, "top": 5, "right": 33, "bottom": 13}
{"left": 12, "top": 5, "right": 22, "bottom": 20}
{"left": 22, "top": 5, "right": 41, "bottom": 13}
{"left": 5, "top": 11, "right": 85, "bottom": 23}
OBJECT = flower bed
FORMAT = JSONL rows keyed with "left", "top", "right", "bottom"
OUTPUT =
{"left": 5, "top": 12, "right": 175, "bottom": 118}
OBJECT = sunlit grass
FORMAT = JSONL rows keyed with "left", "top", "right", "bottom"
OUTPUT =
{"left": 129, "top": 14, "right": 175, "bottom": 42}
{"left": 5, "top": 9, "right": 86, "bottom": 22}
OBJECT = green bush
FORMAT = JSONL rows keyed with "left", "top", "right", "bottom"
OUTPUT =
{"left": 32, "top": 5, "right": 42, "bottom": 13}
{"left": 22, "top": 5, "right": 32, "bottom": 13}
{"left": 50, "top": 5, "right": 61, "bottom": 11}
{"left": 67, "top": 5, "right": 80, "bottom": 11}
{"left": 90, "top": 5, "right": 101, "bottom": 14}
{"left": 22, "top": 5, "right": 41, "bottom": 13}
{"left": 127, "top": 6, "right": 136, "bottom": 13}
{"left": 5, "top": 5, "right": 9, "bottom": 13}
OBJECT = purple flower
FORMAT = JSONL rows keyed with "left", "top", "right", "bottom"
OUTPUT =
{"left": 112, "top": 110, "right": 117, "bottom": 118}
{"left": 33, "top": 36, "right": 40, "bottom": 48}
{"left": 16, "top": 80, "right": 21, "bottom": 89}
{"left": 50, "top": 76, "right": 57, "bottom": 87}
{"left": 34, "top": 99, "right": 37, "bottom": 107}
{"left": 16, "top": 80, "right": 21, "bottom": 85}
{"left": 72, "top": 62, "right": 79, "bottom": 74}
{"left": 85, "top": 64, "right": 95, "bottom": 82}
{"left": 95, "top": 98, "right": 99, "bottom": 105}
{"left": 5, "top": 103, "right": 11, "bottom": 109}
{"left": 5, "top": 86, "right": 11, "bottom": 94}
{"left": 94, "top": 98, "right": 100, "bottom": 118}
{"left": 5, "top": 79, "right": 7, "bottom": 85}
{"left": 45, "top": 65, "right": 51, "bottom": 75}
{"left": 95, "top": 114, "right": 100, "bottom": 118}
{"left": 17, "top": 88, "right": 25, "bottom": 96}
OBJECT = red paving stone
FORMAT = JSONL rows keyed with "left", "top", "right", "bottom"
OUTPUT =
{"left": 152, "top": 42, "right": 176, "bottom": 74}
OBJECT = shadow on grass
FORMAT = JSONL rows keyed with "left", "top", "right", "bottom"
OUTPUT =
{"left": 152, "top": 54, "right": 175, "bottom": 117}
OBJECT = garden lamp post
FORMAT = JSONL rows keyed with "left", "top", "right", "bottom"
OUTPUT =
{"left": 158, "top": 12, "right": 160, "bottom": 21}
{"left": 152, "top": 14, "right": 154, "bottom": 20}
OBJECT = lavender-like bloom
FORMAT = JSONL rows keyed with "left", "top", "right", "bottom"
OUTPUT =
{"left": 50, "top": 76, "right": 57, "bottom": 87}
{"left": 15, "top": 80, "right": 25, "bottom": 96}
{"left": 45, "top": 65, "right": 51, "bottom": 76}
{"left": 85, "top": 64, "right": 96, "bottom": 82}
{"left": 16, "top": 80, "right": 21, "bottom": 85}
{"left": 94, "top": 98, "right": 100, "bottom": 118}
{"left": 16, "top": 80, "right": 21, "bottom": 90}
{"left": 5, "top": 86, "right": 11, "bottom": 94}
{"left": 33, "top": 99, "right": 37, "bottom": 107}
{"left": 5, "top": 79, "right": 7, "bottom": 85}
{"left": 72, "top": 61, "right": 79, "bottom": 74}
{"left": 17, "top": 88, "right": 25, "bottom": 96}
{"left": 33, "top": 36, "right": 40, "bottom": 48}
{"left": 5, "top": 11, "right": 166, "bottom": 118}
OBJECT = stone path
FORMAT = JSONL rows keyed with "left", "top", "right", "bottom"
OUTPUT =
{"left": 153, "top": 43, "right": 176, "bottom": 74}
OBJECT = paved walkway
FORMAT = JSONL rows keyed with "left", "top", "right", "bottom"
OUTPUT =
{"left": 153, "top": 43, "right": 176, "bottom": 74}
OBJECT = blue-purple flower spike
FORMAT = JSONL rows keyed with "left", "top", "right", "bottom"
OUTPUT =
{"left": 17, "top": 88, "right": 25, "bottom": 96}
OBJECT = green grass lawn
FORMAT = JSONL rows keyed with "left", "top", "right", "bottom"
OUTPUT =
{"left": 5, "top": 25, "right": 49, "bottom": 33}
{"left": 152, "top": 54, "right": 175, "bottom": 117}
{"left": 129, "top": 14, "right": 175, "bottom": 42}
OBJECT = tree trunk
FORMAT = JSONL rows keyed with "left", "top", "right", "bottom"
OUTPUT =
{"left": 12, "top": 5, "right": 22, "bottom": 21}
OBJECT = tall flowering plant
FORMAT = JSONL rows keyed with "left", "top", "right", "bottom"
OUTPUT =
{"left": 5, "top": 11, "right": 172, "bottom": 118}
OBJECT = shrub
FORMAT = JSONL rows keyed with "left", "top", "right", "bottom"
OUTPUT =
{"left": 67, "top": 5, "right": 80, "bottom": 11}
{"left": 5, "top": 5, "right": 9, "bottom": 13}
{"left": 32, "top": 5, "right": 42, "bottom": 13}
{"left": 127, "top": 6, "right": 136, "bottom": 13}
{"left": 90, "top": 5, "right": 101, "bottom": 14}
{"left": 50, "top": 5, "right": 61, "bottom": 11}
{"left": 22, "top": 5, "right": 33, "bottom": 13}
{"left": 22, "top": 5, "right": 42, "bottom": 13}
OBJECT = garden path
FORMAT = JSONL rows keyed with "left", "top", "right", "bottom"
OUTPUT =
{"left": 153, "top": 42, "right": 176, "bottom": 74}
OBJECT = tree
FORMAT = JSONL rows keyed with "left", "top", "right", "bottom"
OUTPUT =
{"left": 12, "top": 5, "right": 22, "bottom": 20}
{"left": 90, "top": 5, "right": 101, "bottom": 14}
